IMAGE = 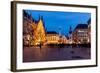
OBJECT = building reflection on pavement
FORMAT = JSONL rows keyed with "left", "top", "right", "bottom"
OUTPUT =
{"left": 23, "top": 46, "right": 90, "bottom": 62}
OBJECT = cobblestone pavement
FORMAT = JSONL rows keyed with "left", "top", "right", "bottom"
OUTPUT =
{"left": 23, "top": 46, "right": 90, "bottom": 62}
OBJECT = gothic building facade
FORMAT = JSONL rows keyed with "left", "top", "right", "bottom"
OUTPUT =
{"left": 23, "top": 11, "right": 68, "bottom": 46}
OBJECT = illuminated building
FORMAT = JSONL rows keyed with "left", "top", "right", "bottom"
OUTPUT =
{"left": 46, "top": 31, "right": 60, "bottom": 44}
{"left": 23, "top": 11, "right": 68, "bottom": 46}
{"left": 46, "top": 31, "right": 68, "bottom": 45}
{"left": 59, "top": 35, "right": 68, "bottom": 44}
{"left": 23, "top": 11, "right": 37, "bottom": 46}
{"left": 72, "top": 24, "right": 89, "bottom": 44}
{"left": 87, "top": 18, "right": 91, "bottom": 43}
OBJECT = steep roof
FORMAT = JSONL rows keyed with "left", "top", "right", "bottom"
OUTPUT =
{"left": 75, "top": 24, "right": 88, "bottom": 29}
{"left": 87, "top": 18, "right": 91, "bottom": 25}
{"left": 47, "top": 31, "right": 58, "bottom": 34}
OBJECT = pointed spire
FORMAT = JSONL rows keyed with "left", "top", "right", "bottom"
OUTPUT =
{"left": 38, "top": 15, "right": 43, "bottom": 22}
{"left": 38, "top": 15, "right": 40, "bottom": 21}
{"left": 41, "top": 16, "right": 43, "bottom": 21}
{"left": 59, "top": 26, "right": 62, "bottom": 36}
{"left": 69, "top": 26, "right": 72, "bottom": 34}
{"left": 87, "top": 18, "right": 91, "bottom": 24}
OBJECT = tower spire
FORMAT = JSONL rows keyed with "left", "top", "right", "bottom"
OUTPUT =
{"left": 69, "top": 26, "right": 72, "bottom": 34}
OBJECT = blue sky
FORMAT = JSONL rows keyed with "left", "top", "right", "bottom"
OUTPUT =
{"left": 24, "top": 10, "right": 91, "bottom": 36}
